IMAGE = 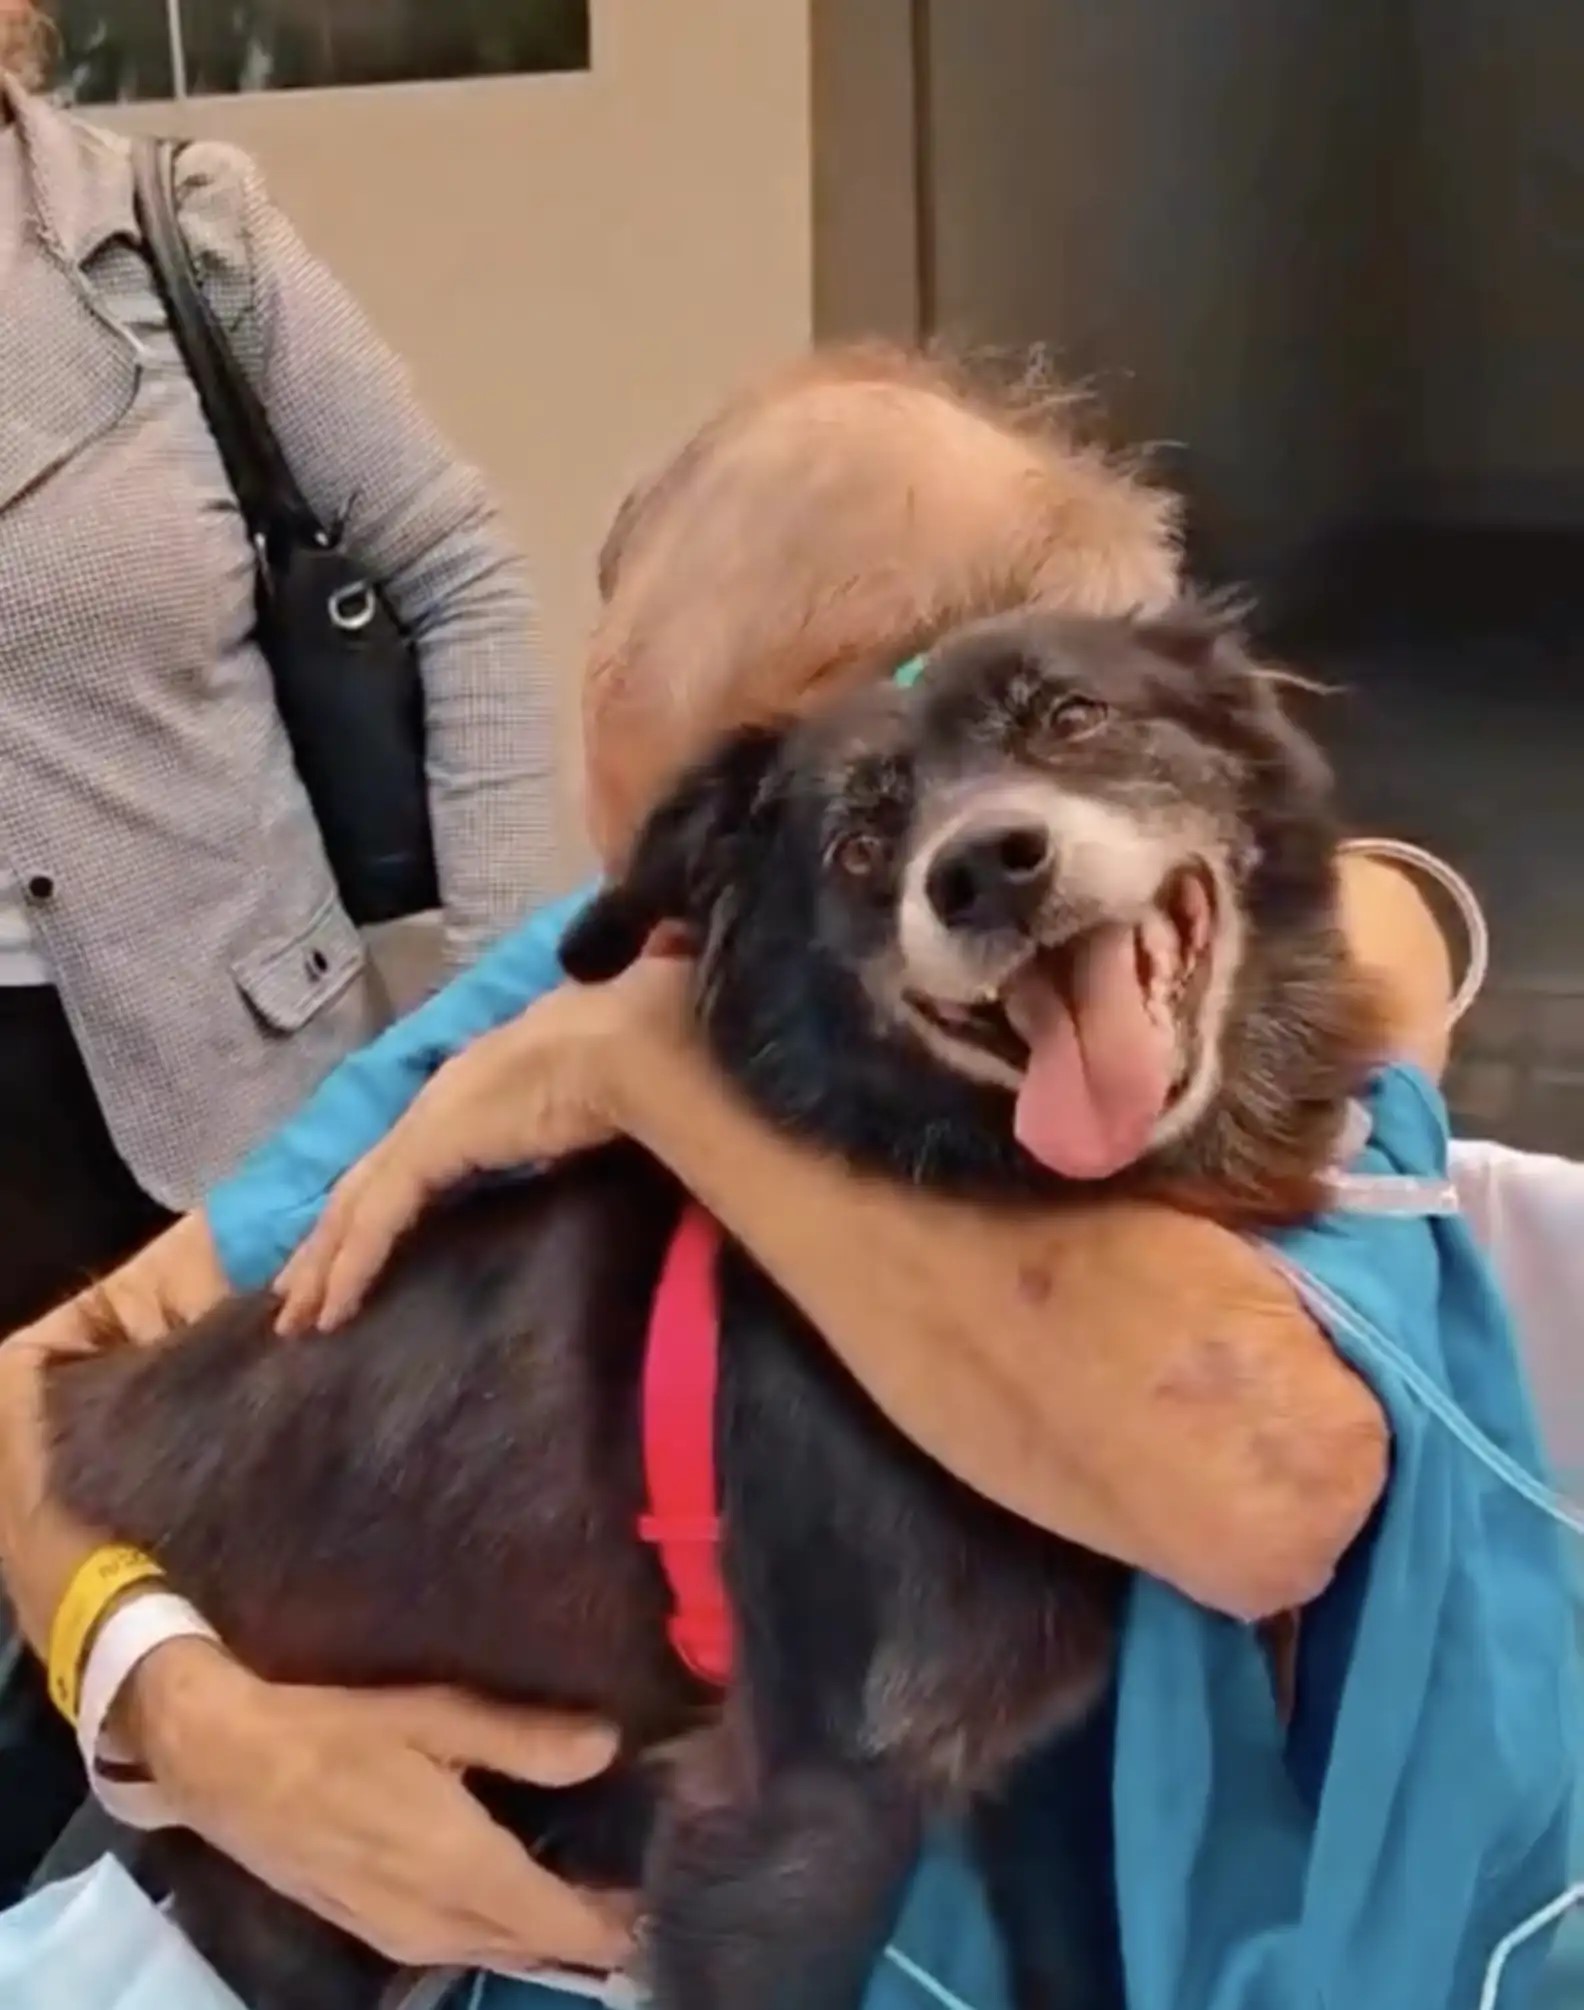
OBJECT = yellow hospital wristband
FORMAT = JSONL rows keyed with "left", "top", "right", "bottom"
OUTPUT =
{"left": 48, "top": 1544, "right": 165, "bottom": 1724}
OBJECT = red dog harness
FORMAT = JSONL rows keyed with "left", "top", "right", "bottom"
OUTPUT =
{"left": 639, "top": 1207, "right": 734, "bottom": 1686}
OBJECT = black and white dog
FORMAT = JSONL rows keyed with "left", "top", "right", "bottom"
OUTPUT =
{"left": 46, "top": 606, "right": 1380, "bottom": 2010}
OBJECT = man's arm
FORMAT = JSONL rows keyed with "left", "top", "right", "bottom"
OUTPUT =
{"left": 1337, "top": 851, "right": 1455, "bottom": 1077}
{"left": 608, "top": 1033, "right": 1385, "bottom": 1620}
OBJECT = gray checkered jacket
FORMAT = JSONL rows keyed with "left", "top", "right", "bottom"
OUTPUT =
{"left": 0, "top": 83, "right": 558, "bottom": 1208}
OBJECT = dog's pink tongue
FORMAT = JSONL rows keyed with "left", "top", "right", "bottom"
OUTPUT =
{"left": 1008, "top": 925, "right": 1174, "bottom": 1179}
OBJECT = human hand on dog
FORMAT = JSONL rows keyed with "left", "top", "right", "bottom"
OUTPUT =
{"left": 0, "top": 1264, "right": 223, "bottom": 1657}
{"left": 275, "top": 951, "right": 695, "bottom": 1335}
{"left": 123, "top": 1637, "right": 634, "bottom": 1973}
{"left": 0, "top": 1294, "right": 632, "bottom": 1977}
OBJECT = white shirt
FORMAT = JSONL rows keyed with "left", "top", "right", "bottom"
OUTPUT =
{"left": 0, "top": 871, "right": 49, "bottom": 986}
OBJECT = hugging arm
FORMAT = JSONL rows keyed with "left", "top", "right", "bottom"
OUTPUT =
{"left": 601, "top": 1005, "right": 1387, "bottom": 1621}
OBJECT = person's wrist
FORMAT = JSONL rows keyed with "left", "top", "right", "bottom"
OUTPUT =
{"left": 162, "top": 1210, "right": 229, "bottom": 1305}
{"left": 598, "top": 980, "right": 705, "bottom": 1138}
{"left": 0, "top": 1336, "right": 36, "bottom": 1483}
{"left": 0, "top": 1343, "right": 50, "bottom": 1594}
{"left": 118, "top": 1634, "right": 248, "bottom": 1780}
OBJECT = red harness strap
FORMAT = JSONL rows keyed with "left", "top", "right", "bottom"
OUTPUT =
{"left": 639, "top": 1206, "right": 734, "bottom": 1687}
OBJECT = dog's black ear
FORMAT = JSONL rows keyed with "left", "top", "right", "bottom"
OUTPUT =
{"left": 560, "top": 726, "right": 787, "bottom": 984}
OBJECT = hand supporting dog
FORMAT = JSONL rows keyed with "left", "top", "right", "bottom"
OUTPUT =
{"left": 0, "top": 1320, "right": 632, "bottom": 1981}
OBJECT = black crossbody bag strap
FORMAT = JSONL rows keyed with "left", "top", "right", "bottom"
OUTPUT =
{"left": 130, "top": 137, "right": 320, "bottom": 548}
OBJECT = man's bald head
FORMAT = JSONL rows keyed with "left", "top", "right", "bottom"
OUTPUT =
{"left": 584, "top": 345, "right": 1181, "bottom": 860}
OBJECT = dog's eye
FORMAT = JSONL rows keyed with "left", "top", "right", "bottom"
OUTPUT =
{"left": 829, "top": 832, "right": 890, "bottom": 881}
{"left": 1047, "top": 695, "right": 1109, "bottom": 739}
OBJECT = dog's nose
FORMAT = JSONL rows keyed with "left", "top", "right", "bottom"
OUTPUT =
{"left": 925, "top": 821, "right": 1053, "bottom": 933}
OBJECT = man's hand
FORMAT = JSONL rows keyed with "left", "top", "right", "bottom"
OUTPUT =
{"left": 122, "top": 1640, "right": 633, "bottom": 1974}
{"left": 275, "top": 956, "right": 694, "bottom": 1335}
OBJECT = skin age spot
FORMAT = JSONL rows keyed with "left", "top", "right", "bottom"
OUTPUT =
{"left": 1016, "top": 1261, "right": 1054, "bottom": 1307}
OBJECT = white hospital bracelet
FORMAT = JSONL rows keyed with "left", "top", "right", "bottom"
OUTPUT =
{"left": 75, "top": 1588, "right": 219, "bottom": 1831}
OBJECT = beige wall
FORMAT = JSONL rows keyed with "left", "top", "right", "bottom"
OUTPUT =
{"left": 106, "top": 0, "right": 815, "bottom": 874}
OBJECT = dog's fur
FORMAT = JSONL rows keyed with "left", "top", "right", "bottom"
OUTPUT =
{"left": 44, "top": 608, "right": 1379, "bottom": 2010}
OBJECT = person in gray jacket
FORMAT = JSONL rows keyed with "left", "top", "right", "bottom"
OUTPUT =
{"left": 0, "top": 42, "right": 558, "bottom": 1339}
{"left": 0, "top": 14, "right": 561, "bottom": 1897}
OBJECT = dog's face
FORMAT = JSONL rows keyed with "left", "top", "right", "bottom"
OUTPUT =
{"left": 565, "top": 606, "right": 1377, "bottom": 1214}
